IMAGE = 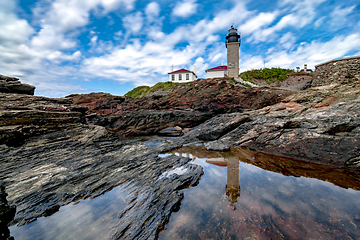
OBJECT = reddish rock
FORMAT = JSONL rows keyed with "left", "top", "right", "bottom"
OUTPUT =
{"left": 68, "top": 79, "right": 293, "bottom": 137}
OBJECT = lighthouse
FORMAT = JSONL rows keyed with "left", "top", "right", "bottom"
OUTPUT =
{"left": 226, "top": 24, "right": 241, "bottom": 77}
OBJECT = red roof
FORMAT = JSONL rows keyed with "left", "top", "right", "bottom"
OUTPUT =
{"left": 168, "top": 68, "right": 194, "bottom": 74}
{"left": 207, "top": 162, "right": 227, "bottom": 167}
{"left": 205, "top": 66, "right": 227, "bottom": 72}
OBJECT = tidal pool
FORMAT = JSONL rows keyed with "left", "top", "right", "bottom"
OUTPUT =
{"left": 159, "top": 145, "right": 360, "bottom": 240}
{"left": 8, "top": 144, "right": 360, "bottom": 239}
{"left": 9, "top": 186, "right": 130, "bottom": 240}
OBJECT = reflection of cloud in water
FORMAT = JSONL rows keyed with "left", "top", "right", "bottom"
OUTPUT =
{"left": 160, "top": 146, "right": 360, "bottom": 240}
{"left": 10, "top": 186, "right": 129, "bottom": 240}
{"left": 207, "top": 166, "right": 225, "bottom": 177}
{"left": 158, "top": 166, "right": 188, "bottom": 179}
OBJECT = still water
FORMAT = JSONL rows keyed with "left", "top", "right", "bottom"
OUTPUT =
{"left": 159, "top": 145, "right": 360, "bottom": 239}
{"left": 10, "top": 144, "right": 360, "bottom": 239}
{"left": 9, "top": 186, "right": 129, "bottom": 240}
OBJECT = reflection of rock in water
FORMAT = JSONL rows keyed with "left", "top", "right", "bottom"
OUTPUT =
{"left": 0, "top": 185, "right": 16, "bottom": 240}
{"left": 226, "top": 157, "right": 240, "bottom": 209}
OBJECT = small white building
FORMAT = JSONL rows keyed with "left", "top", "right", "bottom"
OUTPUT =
{"left": 168, "top": 68, "right": 197, "bottom": 82}
{"left": 205, "top": 65, "right": 227, "bottom": 78}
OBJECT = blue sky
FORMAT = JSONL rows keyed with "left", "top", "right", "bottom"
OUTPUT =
{"left": 1, "top": 0, "right": 359, "bottom": 97}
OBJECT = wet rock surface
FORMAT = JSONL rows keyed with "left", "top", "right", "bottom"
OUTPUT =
{"left": 0, "top": 124, "right": 203, "bottom": 239}
{"left": 158, "top": 126, "right": 183, "bottom": 136}
{"left": 92, "top": 109, "right": 212, "bottom": 137}
{"left": 112, "top": 155, "right": 203, "bottom": 240}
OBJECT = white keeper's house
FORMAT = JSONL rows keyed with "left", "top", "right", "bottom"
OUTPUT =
{"left": 205, "top": 65, "right": 228, "bottom": 78}
{"left": 168, "top": 67, "right": 197, "bottom": 82}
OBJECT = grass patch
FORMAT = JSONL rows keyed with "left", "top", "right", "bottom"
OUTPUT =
{"left": 240, "top": 68, "right": 311, "bottom": 85}
{"left": 125, "top": 81, "right": 179, "bottom": 98}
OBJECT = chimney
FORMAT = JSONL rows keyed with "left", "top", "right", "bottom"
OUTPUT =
{"left": 170, "top": 65, "right": 173, "bottom": 72}
{"left": 193, "top": 65, "right": 196, "bottom": 74}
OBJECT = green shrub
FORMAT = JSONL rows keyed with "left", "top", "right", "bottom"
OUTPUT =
{"left": 125, "top": 86, "right": 151, "bottom": 98}
{"left": 125, "top": 81, "right": 179, "bottom": 98}
{"left": 240, "top": 68, "right": 298, "bottom": 84}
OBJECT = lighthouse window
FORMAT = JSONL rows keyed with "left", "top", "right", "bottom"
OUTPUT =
{"left": 231, "top": 63, "right": 235, "bottom": 68}
{"left": 186, "top": 74, "right": 189, "bottom": 80}
{"left": 179, "top": 74, "right": 182, "bottom": 80}
{"left": 171, "top": 75, "right": 175, "bottom": 81}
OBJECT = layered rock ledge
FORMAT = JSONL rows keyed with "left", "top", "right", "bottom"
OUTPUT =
{"left": 0, "top": 75, "right": 35, "bottom": 95}
{"left": 0, "top": 93, "right": 88, "bottom": 145}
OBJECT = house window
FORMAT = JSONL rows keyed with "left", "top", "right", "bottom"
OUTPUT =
{"left": 186, "top": 74, "right": 189, "bottom": 80}
{"left": 171, "top": 74, "right": 175, "bottom": 81}
{"left": 179, "top": 74, "right": 182, "bottom": 80}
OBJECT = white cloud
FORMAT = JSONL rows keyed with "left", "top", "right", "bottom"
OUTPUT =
{"left": 30, "top": 0, "right": 137, "bottom": 51}
{"left": 194, "top": 57, "right": 208, "bottom": 77}
{"left": 0, "top": 0, "right": 137, "bottom": 96}
{"left": 330, "top": 5, "right": 356, "bottom": 29}
{"left": 210, "top": 53, "right": 224, "bottom": 63}
{"left": 0, "top": 0, "right": 34, "bottom": 46}
{"left": 280, "top": 0, "right": 327, "bottom": 14}
{"left": 101, "top": 0, "right": 136, "bottom": 12}
{"left": 80, "top": 35, "right": 213, "bottom": 85}
{"left": 46, "top": 50, "right": 82, "bottom": 63}
{"left": 314, "top": 16, "right": 325, "bottom": 28}
{"left": 240, "top": 56, "right": 265, "bottom": 71}
{"left": 249, "top": 14, "right": 299, "bottom": 43}
{"left": 31, "top": 25, "right": 77, "bottom": 50}
{"left": 145, "top": 2, "right": 160, "bottom": 21}
{"left": 167, "top": 2, "right": 249, "bottom": 45}
{"left": 279, "top": 32, "right": 296, "bottom": 49}
{"left": 0, "top": 0, "right": 36, "bottom": 78}
{"left": 239, "top": 12, "right": 278, "bottom": 36}
{"left": 240, "top": 33, "right": 360, "bottom": 72}
{"left": 330, "top": 5, "right": 355, "bottom": 18}
{"left": 123, "top": 12, "right": 143, "bottom": 34}
{"left": 90, "top": 36, "right": 98, "bottom": 46}
{"left": 172, "top": 0, "right": 198, "bottom": 18}
{"left": 267, "top": 33, "right": 360, "bottom": 70}
{"left": 247, "top": 0, "right": 327, "bottom": 43}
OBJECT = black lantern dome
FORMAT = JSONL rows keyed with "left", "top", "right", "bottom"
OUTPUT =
{"left": 226, "top": 24, "right": 241, "bottom": 46}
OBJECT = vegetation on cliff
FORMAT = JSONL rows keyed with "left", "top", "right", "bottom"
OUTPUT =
{"left": 240, "top": 67, "right": 311, "bottom": 84}
{"left": 125, "top": 81, "right": 179, "bottom": 98}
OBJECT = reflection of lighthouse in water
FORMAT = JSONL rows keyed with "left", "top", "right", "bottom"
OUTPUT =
{"left": 226, "top": 157, "right": 241, "bottom": 209}
{"left": 206, "top": 156, "right": 241, "bottom": 208}
{"left": 174, "top": 148, "right": 241, "bottom": 208}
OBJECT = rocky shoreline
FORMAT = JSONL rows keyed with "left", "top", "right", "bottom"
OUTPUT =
{"left": 0, "top": 70, "right": 359, "bottom": 239}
